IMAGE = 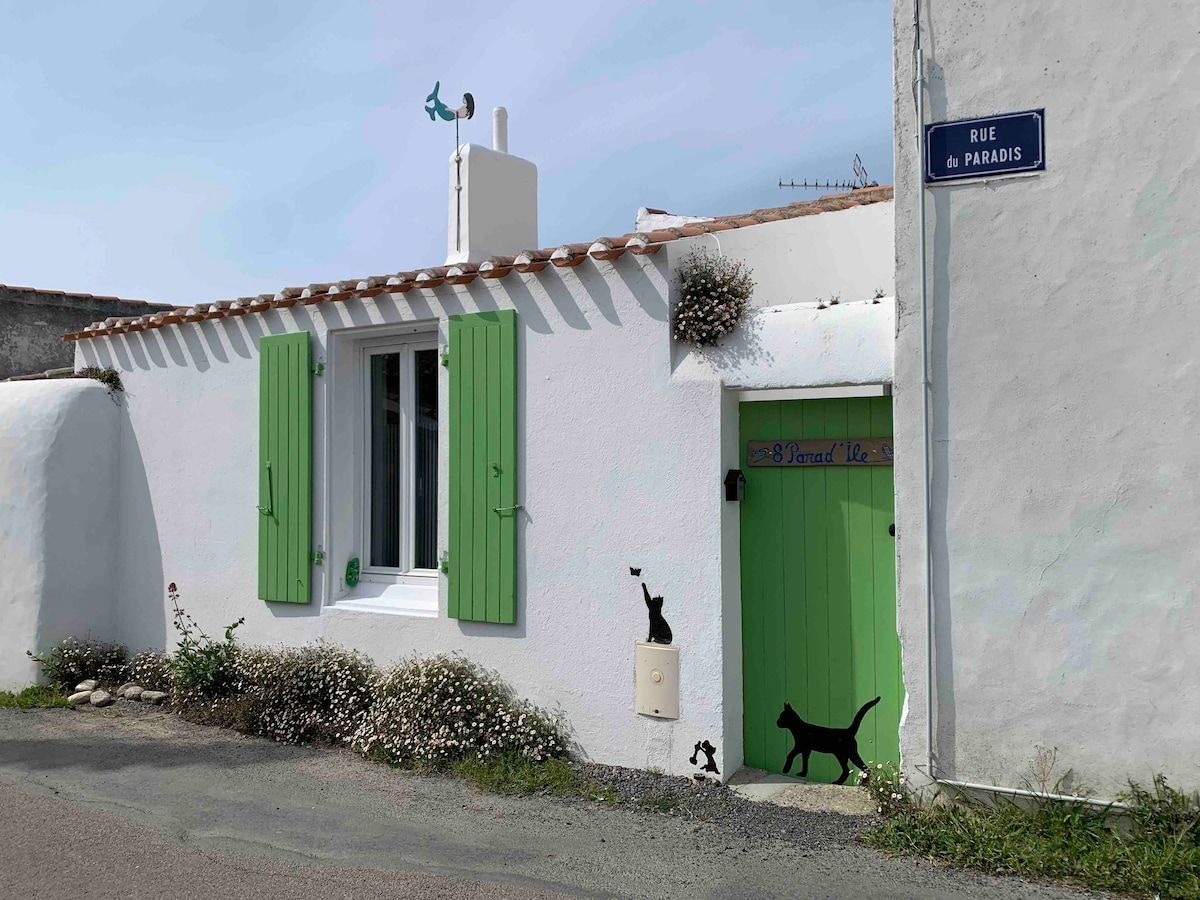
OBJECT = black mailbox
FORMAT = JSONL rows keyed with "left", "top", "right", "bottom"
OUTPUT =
{"left": 724, "top": 469, "right": 746, "bottom": 502}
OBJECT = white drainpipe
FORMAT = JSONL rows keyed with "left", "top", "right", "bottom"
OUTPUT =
{"left": 909, "top": 0, "right": 1127, "bottom": 812}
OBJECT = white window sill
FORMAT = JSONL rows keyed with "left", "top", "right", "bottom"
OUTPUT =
{"left": 328, "top": 580, "right": 439, "bottom": 618}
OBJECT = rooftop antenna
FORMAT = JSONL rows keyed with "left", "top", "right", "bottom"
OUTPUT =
{"left": 426, "top": 81, "right": 475, "bottom": 254}
{"left": 779, "top": 154, "right": 879, "bottom": 192}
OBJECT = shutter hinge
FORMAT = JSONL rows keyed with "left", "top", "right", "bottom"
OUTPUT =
{"left": 439, "top": 350, "right": 450, "bottom": 368}
{"left": 312, "top": 362, "right": 324, "bottom": 376}
{"left": 311, "top": 550, "right": 324, "bottom": 565}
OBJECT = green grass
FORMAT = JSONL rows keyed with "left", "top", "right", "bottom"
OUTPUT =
{"left": 863, "top": 778, "right": 1200, "bottom": 899}
{"left": 0, "top": 685, "right": 72, "bottom": 709}
{"left": 449, "top": 754, "right": 604, "bottom": 798}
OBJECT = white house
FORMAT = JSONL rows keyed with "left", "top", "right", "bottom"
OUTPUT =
{"left": 892, "top": 0, "right": 1200, "bottom": 799}
{"left": 0, "top": 112, "right": 897, "bottom": 782}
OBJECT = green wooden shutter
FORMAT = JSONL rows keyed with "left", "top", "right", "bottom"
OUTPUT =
{"left": 258, "top": 331, "right": 313, "bottom": 604}
{"left": 448, "top": 310, "right": 517, "bottom": 623}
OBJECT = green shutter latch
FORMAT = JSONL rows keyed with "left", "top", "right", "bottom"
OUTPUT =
{"left": 439, "top": 551, "right": 450, "bottom": 573}
{"left": 440, "top": 350, "right": 450, "bottom": 367}
{"left": 311, "top": 550, "right": 324, "bottom": 565}
{"left": 312, "top": 362, "right": 324, "bottom": 376}
{"left": 256, "top": 461, "right": 274, "bottom": 515}
{"left": 492, "top": 505, "right": 523, "bottom": 516}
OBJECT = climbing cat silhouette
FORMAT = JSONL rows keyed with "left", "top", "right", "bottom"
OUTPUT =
{"left": 689, "top": 740, "right": 720, "bottom": 774}
{"left": 641, "top": 583, "right": 672, "bottom": 645}
{"left": 777, "top": 696, "right": 880, "bottom": 785}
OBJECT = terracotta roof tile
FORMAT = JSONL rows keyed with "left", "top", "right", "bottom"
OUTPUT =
{"left": 64, "top": 186, "right": 891, "bottom": 342}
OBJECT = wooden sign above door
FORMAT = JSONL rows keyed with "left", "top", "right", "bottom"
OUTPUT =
{"left": 747, "top": 438, "right": 894, "bottom": 467}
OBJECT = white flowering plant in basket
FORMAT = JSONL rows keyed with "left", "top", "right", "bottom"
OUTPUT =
{"left": 672, "top": 248, "right": 755, "bottom": 346}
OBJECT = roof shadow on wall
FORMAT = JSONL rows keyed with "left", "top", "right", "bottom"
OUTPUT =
{"left": 494, "top": 276, "right": 553, "bottom": 334}
{"left": 615, "top": 254, "right": 669, "bottom": 323}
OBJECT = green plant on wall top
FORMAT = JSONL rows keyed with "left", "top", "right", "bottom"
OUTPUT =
{"left": 77, "top": 366, "right": 123, "bottom": 395}
{"left": 672, "top": 248, "right": 755, "bottom": 347}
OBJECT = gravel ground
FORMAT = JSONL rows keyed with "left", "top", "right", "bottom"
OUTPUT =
{"left": 0, "top": 706, "right": 1106, "bottom": 899}
{"left": 575, "top": 763, "right": 872, "bottom": 850}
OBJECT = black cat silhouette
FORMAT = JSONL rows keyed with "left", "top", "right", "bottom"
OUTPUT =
{"left": 777, "top": 696, "right": 880, "bottom": 784}
{"left": 641, "top": 583, "right": 672, "bottom": 645}
{"left": 689, "top": 740, "right": 720, "bottom": 774}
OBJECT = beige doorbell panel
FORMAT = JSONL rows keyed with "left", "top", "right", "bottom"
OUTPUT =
{"left": 635, "top": 642, "right": 679, "bottom": 719}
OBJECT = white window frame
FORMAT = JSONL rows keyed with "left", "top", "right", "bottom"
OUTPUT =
{"left": 359, "top": 334, "right": 439, "bottom": 586}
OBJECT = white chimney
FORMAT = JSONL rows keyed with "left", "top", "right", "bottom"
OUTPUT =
{"left": 445, "top": 106, "right": 537, "bottom": 266}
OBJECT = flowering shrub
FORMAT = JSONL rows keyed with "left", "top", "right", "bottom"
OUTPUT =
{"left": 234, "top": 643, "right": 377, "bottom": 745}
{"left": 27, "top": 636, "right": 129, "bottom": 690}
{"left": 127, "top": 649, "right": 173, "bottom": 692}
{"left": 351, "top": 654, "right": 567, "bottom": 766}
{"left": 859, "top": 761, "right": 911, "bottom": 818}
{"left": 168, "top": 583, "right": 244, "bottom": 706}
{"left": 672, "top": 248, "right": 755, "bottom": 346}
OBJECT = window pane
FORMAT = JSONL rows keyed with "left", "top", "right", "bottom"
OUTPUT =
{"left": 413, "top": 349, "right": 438, "bottom": 569}
{"left": 369, "top": 353, "right": 400, "bottom": 568}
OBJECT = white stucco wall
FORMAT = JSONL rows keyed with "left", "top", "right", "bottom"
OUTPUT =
{"left": 0, "top": 379, "right": 120, "bottom": 689}
{"left": 675, "top": 299, "right": 894, "bottom": 390}
{"left": 682, "top": 201, "right": 893, "bottom": 310}
{"left": 70, "top": 204, "right": 892, "bottom": 776}
{"left": 893, "top": 1, "right": 1200, "bottom": 795}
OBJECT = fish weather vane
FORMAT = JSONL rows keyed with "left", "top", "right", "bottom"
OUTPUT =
{"left": 426, "top": 81, "right": 476, "bottom": 254}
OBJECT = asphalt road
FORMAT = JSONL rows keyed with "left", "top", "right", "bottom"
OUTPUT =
{"left": 0, "top": 708, "right": 1097, "bottom": 899}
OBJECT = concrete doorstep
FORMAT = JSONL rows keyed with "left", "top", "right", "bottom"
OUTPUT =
{"left": 727, "top": 766, "right": 876, "bottom": 815}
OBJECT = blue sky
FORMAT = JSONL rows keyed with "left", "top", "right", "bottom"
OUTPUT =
{"left": 0, "top": 2, "right": 893, "bottom": 305}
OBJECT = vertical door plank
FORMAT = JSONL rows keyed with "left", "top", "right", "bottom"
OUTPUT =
{"left": 824, "top": 398, "right": 855, "bottom": 768}
{"left": 800, "top": 399, "right": 833, "bottom": 782}
{"left": 870, "top": 396, "right": 901, "bottom": 765}
{"left": 738, "top": 400, "right": 780, "bottom": 770}
{"left": 778, "top": 400, "right": 809, "bottom": 778}
{"left": 846, "top": 398, "right": 879, "bottom": 763}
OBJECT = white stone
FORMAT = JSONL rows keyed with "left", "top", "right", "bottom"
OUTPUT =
{"left": 88, "top": 690, "right": 113, "bottom": 707}
{"left": 123, "top": 686, "right": 144, "bottom": 700}
{"left": 67, "top": 690, "right": 93, "bottom": 705}
{"left": 139, "top": 690, "right": 168, "bottom": 705}
{"left": 75, "top": 680, "right": 98, "bottom": 692}
{"left": 116, "top": 682, "right": 135, "bottom": 695}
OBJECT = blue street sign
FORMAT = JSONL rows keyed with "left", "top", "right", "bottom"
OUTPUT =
{"left": 925, "top": 109, "right": 1045, "bottom": 184}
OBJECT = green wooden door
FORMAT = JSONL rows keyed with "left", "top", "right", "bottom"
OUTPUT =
{"left": 739, "top": 397, "right": 902, "bottom": 782}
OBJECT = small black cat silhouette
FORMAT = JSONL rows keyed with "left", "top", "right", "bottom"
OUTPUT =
{"left": 777, "top": 696, "right": 880, "bottom": 784}
{"left": 641, "top": 582, "right": 672, "bottom": 645}
{"left": 689, "top": 740, "right": 720, "bottom": 774}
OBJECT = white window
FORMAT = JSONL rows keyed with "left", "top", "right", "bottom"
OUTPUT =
{"left": 360, "top": 337, "right": 439, "bottom": 582}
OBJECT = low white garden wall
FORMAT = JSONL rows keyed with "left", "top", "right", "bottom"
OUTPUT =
{"left": 0, "top": 379, "right": 121, "bottom": 689}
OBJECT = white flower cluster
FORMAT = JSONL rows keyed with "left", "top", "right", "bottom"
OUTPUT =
{"left": 350, "top": 654, "right": 566, "bottom": 766}
{"left": 672, "top": 248, "right": 754, "bottom": 347}
{"left": 127, "top": 650, "right": 172, "bottom": 692}
{"left": 27, "top": 636, "right": 129, "bottom": 691}
{"left": 858, "top": 760, "right": 910, "bottom": 817}
{"left": 233, "top": 643, "right": 377, "bottom": 745}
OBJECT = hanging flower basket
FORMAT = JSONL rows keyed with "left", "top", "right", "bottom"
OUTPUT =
{"left": 672, "top": 248, "right": 755, "bottom": 347}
